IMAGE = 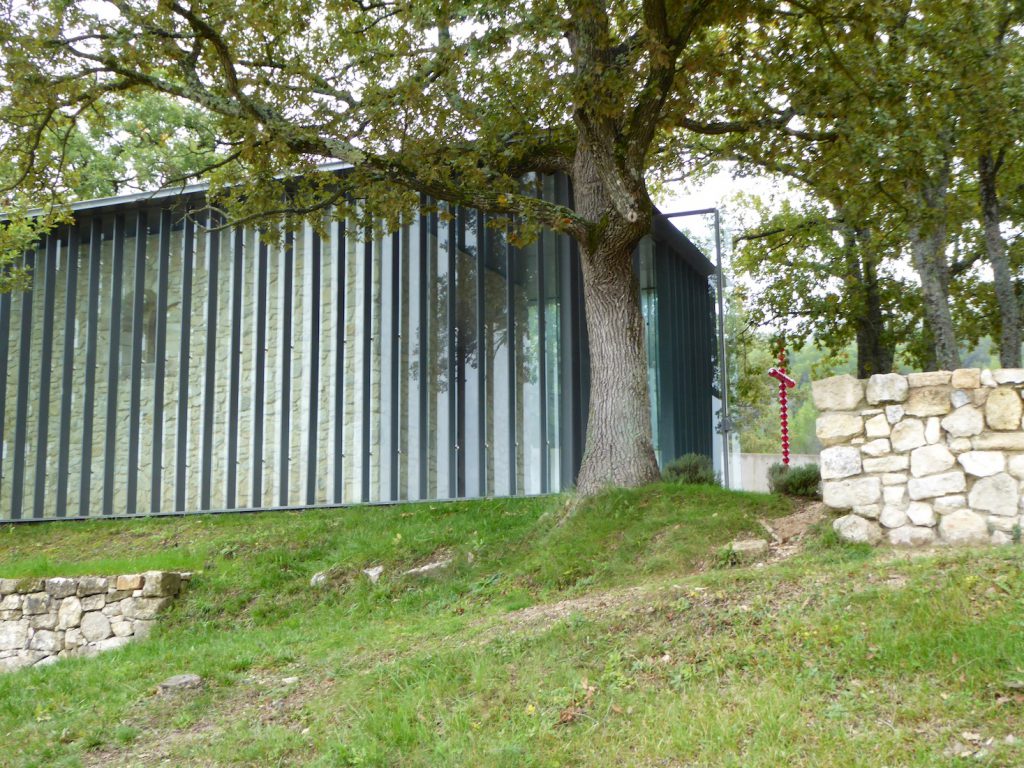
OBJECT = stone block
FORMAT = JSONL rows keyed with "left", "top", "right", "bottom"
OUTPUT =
{"left": 0, "top": 580, "right": 19, "bottom": 596}
{"left": 0, "top": 620, "right": 28, "bottom": 651}
{"left": 865, "top": 374, "right": 908, "bottom": 405}
{"left": 833, "top": 515, "right": 883, "bottom": 544}
{"left": 988, "top": 515, "right": 1018, "bottom": 533}
{"left": 925, "top": 417, "right": 941, "bottom": 444}
{"left": 28, "top": 630, "right": 62, "bottom": 653}
{"left": 882, "top": 472, "right": 908, "bottom": 485}
{"left": 992, "top": 530, "right": 1014, "bottom": 546}
{"left": 905, "top": 386, "right": 953, "bottom": 417}
{"left": 908, "top": 470, "right": 966, "bottom": 500}
{"left": 938, "top": 510, "right": 989, "bottom": 545}
{"left": 880, "top": 506, "right": 908, "bottom": 528}
{"left": 852, "top": 504, "right": 881, "bottom": 519}
{"left": 910, "top": 444, "right": 955, "bottom": 477}
{"left": 981, "top": 369, "right": 997, "bottom": 387}
{"left": 80, "top": 612, "right": 112, "bottom": 643}
{"left": 102, "top": 601, "right": 122, "bottom": 617}
{"left": 121, "top": 597, "right": 171, "bottom": 621}
{"left": 1008, "top": 454, "right": 1024, "bottom": 479}
{"left": 817, "top": 413, "right": 864, "bottom": 446}
{"left": 111, "top": 620, "right": 133, "bottom": 638}
{"left": 891, "top": 419, "right": 927, "bottom": 452}
{"left": 934, "top": 495, "right": 967, "bottom": 514}
{"left": 29, "top": 613, "right": 57, "bottom": 631}
{"left": 44, "top": 578, "right": 77, "bottom": 599}
{"left": 812, "top": 375, "right": 865, "bottom": 411}
{"left": 142, "top": 572, "right": 182, "bottom": 598}
{"left": 993, "top": 368, "right": 1024, "bottom": 385}
{"left": 865, "top": 414, "right": 891, "bottom": 438}
{"left": 820, "top": 446, "right": 863, "bottom": 480}
{"left": 883, "top": 485, "right": 907, "bottom": 505}
{"left": 889, "top": 526, "right": 937, "bottom": 547}
{"left": 906, "top": 502, "right": 937, "bottom": 527}
{"left": 0, "top": 594, "right": 21, "bottom": 611}
{"left": 967, "top": 473, "right": 1018, "bottom": 516}
{"left": 957, "top": 451, "right": 1005, "bottom": 477}
{"left": 950, "top": 389, "right": 971, "bottom": 409}
{"left": 908, "top": 371, "right": 951, "bottom": 387}
{"left": 860, "top": 439, "right": 891, "bottom": 458}
{"left": 57, "top": 596, "right": 82, "bottom": 630}
{"left": 22, "top": 593, "right": 51, "bottom": 616}
{"left": 948, "top": 437, "right": 972, "bottom": 453}
{"left": 885, "top": 405, "right": 905, "bottom": 425}
{"left": 76, "top": 577, "right": 108, "bottom": 597}
{"left": 985, "top": 389, "right": 1022, "bottom": 430}
{"left": 80, "top": 594, "right": 105, "bottom": 612}
{"left": 972, "top": 433, "right": 1024, "bottom": 451}
{"left": 115, "top": 574, "right": 144, "bottom": 592}
{"left": 823, "top": 476, "right": 882, "bottom": 510}
{"left": 951, "top": 368, "right": 981, "bottom": 389}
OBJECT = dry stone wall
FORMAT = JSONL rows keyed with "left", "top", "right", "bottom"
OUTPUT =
{"left": 0, "top": 571, "right": 188, "bottom": 673}
{"left": 815, "top": 369, "right": 1024, "bottom": 547}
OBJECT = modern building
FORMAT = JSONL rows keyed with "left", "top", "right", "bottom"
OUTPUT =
{"left": 0, "top": 175, "right": 718, "bottom": 521}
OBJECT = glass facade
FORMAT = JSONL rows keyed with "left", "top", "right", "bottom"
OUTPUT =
{"left": 0, "top": 185, "right": 716, "bottom": 521}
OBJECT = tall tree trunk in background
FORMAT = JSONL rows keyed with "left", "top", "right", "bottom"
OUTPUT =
{"left": 572, "top": 148, "right": 661, "bottom": 495}
{"left": 907, "top": 167, "right": 961, "bottom": 371}
{"left": 842, "top": 223, "right": 894, "bottom": 377}
{"left": 979, "top": 149, "right": 1021, "bottom": 368}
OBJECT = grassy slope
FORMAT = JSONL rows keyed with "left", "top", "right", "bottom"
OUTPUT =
{"left": 0, "top": 485, "right": 1020, "bottom": 767}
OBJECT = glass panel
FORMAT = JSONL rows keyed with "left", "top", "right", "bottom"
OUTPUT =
{"left": 544, "top": 229, "right": 563, "bottom": 491}
{"left": 184, "top": 219, "right": 210, "bottom": 511}
{"left": 483, "top": 222, "right": 511, "bottom": 497}
{"left": 425, "top": 207, "right": 451, "bottom": 498}
{"left": 639, "top": 238, "right": 660, "bottom": 463}
{"left": 457, "top": 209, "right": 480, "bottom": 497}
{"left": 342, "top": 215, "right": 365, "bottom": 503}
{"left": 260, "top": 233, "right": 283, "bottom": 507}
{"left": 368, "top": 231, "right": 385, "bottom": 501}
{"left": 160, "top": 217, "right": 186, "bottom": 512}
{"left": 399, "top": 215, "right": 422, "bottom": 500}
{"left": 0, "top": 281, "right": 23, "bottom": 512}
{"left": 65, "top": 231, "right": 91, "bottom": 515}
{"left": 513, "top": 240, "right": 542, "bottom": 495}
{"left": 233, "top": 227, "right": 257, "bottom": 507}
{"left": 135, "top": 216, "right": 161, "bottom": 514}
{"left": 314, "top": 217, "right": 336, "bottom": 506}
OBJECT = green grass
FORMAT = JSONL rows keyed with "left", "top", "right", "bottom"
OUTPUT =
{"left": 0, "top": 484, "right": 1022, "bottom": 767}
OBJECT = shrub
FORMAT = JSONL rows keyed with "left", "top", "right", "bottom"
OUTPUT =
{"left": 662, "top": 453, "right": 718, "bottom": 486}
{"left": 768, "top": 462, "right": 821, "bottom": 498}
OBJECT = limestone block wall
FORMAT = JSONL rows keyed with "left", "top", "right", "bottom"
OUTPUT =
{"left": 815, "top": 369, "right": 1024, "bottom": 547}
{"left": 0, "top": 571, "right": 188, "bottom": 673}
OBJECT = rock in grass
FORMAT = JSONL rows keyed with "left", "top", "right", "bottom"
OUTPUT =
{"left": 362, "top": 566, "right": 384, "bottom": 584}
{"left": 729, "top": 539, "right": 769, "bottom": 561}
{"left": 402, "top": 559, "right": 453, "bottom": 578}
{"left": 157, "top": 674, "right": 204, "bottom": 695}
{"left": 309, "top": 572, "right": 328, "bottom": 588}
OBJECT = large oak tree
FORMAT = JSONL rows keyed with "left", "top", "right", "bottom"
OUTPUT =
{"left": 1, "top": 0, "right": 812, "bottom": 495}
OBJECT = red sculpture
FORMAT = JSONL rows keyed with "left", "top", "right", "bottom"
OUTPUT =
{"left": 768, "top": 349, "right": 796, "bottom": 465}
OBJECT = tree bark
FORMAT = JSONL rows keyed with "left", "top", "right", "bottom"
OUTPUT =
{"left": 571, "top": 149, "right": 661, "bottom": 495}
{"left": 979, "top": 149, "right": 1021, "bottom": 368}
{"left": 575, "top": 239, "right": 662, "bottom": 494}
{"left": 907, "top": 168, "right": 960, "bottom": 371}
{"left": 841, "top": 223, "right": 894, "bottom": 377}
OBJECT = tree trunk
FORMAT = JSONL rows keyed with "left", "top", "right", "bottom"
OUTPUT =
{"left": 907, "top": 169, "right": 960, "bottom": 371}
{"left": 842, "top": 223, "right": 894, "bottom": 377}
{"left": 575, "top": 240, "right": 661, "bottom": 494}
{"left": 571, "top": 150, "right": 661, "bottom": 496}
{"left": 979, "top": 150, "right": 1021, "bottom": 368}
